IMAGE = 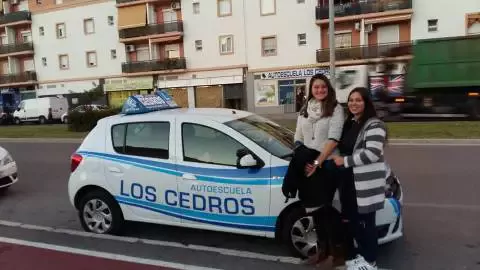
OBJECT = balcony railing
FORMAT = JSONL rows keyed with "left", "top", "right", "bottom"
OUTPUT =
{"left": 122, "top": 58, "right": 186, "bottom": 73}
{"left": 316, "top": 42, "right": 412, "bottom": 63}
{"left": 0, "top": 42, "right": 33, "bottom": 55}
{"left": 0, "top": 11, "right": 32, "bottom": 25}
{"left": 0, "top": 71, "right": 37, "bottom": 85}
{"left": 316, "top": 0, "right": 412, "bottom": 20}
{"left": 119, "top": 21, "right": 183, "bottom": 39}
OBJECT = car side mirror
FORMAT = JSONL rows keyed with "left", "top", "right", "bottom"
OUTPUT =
{"left": 238, "top": 154, "right": 258, "bottom": 168}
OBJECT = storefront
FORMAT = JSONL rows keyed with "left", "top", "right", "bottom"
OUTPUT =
{"left": 104, "top": 76, "right": 153, "bottom": 108}
{"left": 248, "top": 67, "right": 329, "bottom": 114}
{"left": 156, "top": 68, "right": 246, "bottom": 109}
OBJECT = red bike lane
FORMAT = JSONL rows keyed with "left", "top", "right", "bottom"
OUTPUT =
{"left": 0, "top": 241, "right": 176, "bottom": 270}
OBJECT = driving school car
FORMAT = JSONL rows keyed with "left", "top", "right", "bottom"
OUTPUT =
{"left": 68, "top": 90, "right": 403, "bottom": 258}
{"left": 0, "top": 146, "right": 18, "bottom": 190}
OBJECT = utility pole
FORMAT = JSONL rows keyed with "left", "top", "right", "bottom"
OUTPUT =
{"left": 328, "top": 0, "right": 336, "bottom": 88}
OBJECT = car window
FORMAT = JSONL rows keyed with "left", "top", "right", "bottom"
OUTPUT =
{"left": 111, "top": 122, "right": 170, "bottom": 159}
{"left": 182, "top": 123, "right": 245, "bottom": 167}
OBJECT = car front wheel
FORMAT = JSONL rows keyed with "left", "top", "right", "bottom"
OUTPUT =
{"left": 78, "top": 190, "right": 124, "bottom": 235}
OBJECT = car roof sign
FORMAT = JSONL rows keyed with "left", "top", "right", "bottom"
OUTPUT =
{"left": 121, "top": 89, "right": 180, "bottom": 115}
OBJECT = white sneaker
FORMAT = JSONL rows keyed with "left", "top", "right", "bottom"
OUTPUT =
{"left": 345, "top": 255, "right": 365, "bottom": 270}
{"left": 354, "top": 259, "right": 378, "bottom": 270}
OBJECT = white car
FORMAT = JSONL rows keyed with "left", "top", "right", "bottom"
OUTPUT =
{"left": 68, "top": 91, "right": 403, "bottom": 258}
{"left": 0, "top": 146, "right": 18, "bottom": 190}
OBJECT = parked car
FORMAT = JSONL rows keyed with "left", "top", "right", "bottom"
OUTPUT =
{"left": 68, "top": 91, "right": 403, "bottom": 259}
{"left": 0, "top": 146, "right": 18, "bottom": 191}
{"left": 62, "top": 104, "right": 109, "bottom": 124}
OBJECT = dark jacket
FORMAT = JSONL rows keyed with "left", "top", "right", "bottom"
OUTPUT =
{"left": 282, "top": 144, "right": 335, "bottom": 208}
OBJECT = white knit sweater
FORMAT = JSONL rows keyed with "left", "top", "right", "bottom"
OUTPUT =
{"left": 294, "top": 103, "right": 345, "bottom": 157}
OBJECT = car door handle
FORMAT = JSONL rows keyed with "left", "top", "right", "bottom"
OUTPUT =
{"left": 108, "top": 167, "right": 123, "bottom": 174}
{"left": 182, "top": 173, "right": 197, "bottom": 180}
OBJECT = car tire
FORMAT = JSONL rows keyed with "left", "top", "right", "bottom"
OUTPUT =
{"left": 14, "top": 118, "right": 21, "bottom": 125}
{"left": 38, "top": 116, "right": 46, "bottom": 125}
{"left": 281, "top": 206, "right": 321, "bottom": 259}
{"left": 78, "top": 189, "right": 124, "bottom": 235}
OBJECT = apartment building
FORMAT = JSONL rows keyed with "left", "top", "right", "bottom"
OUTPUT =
{"left": 244, "top": 0, "right": 322, "bottom": 114}
{"left": 411, "top": 0, "right": 480, "bottom": 39}
{"left": 0, "top": 0, "right": 35, "bottom": 110}
{"left": 108, "top": 0, "right": 187, "bottom": 108}
{"left": 29, "top": 0, "right": 125, "bottom": 106}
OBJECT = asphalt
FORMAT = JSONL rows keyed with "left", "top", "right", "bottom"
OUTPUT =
{"left": 0, "top": 142, "right": 478, "bottom": 270}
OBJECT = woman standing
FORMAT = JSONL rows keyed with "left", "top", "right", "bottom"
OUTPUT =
{"left": 292, "top": 73, "right": 344, "bottom": 265}
{"left": 332, "top": 87, "right": 388, "bottom": 270}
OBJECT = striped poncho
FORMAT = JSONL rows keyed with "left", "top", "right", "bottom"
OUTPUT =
{"left": 343, "top": 117, "right": 387, "bottom": 214}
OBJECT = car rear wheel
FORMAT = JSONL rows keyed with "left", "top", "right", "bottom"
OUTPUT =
{"left": 78, "top": 190, "right": 124, "bottom": 235}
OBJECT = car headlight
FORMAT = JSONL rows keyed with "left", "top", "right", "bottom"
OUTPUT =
{"left": 1, "top": 154, "right": 14, "bottom": 166}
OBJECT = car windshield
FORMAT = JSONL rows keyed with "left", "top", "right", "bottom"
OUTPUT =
{"left": 224, "top": 114, "right": 295, "bottom": 160}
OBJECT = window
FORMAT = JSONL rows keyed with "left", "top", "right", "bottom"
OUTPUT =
{"left": 21, "top": 31, "right": 32, "bottom": 43}
{"left": 297, "top": 33, "right": 306, "bottom": 46}
{"left": 428, "top": 19, "right": 438, "bottom": 32}
{"left": 36, "top": 0, "right": 42, "bottom": 4}
{"left": 110, "top": 49, "right": 117, "bottom": 59}
{"left": 193, "top": 2, "right": 200, "bottom": 14}
{"left": 165, "top": 44, "right": 180, "bottom": 58}
{"left": 107, "top": 16, "right": 114, "bottom": 26}
{"left": 217, "top": 0, "right": 232, "bottom": 17}
{"left": 41, "top": 57, "right": 47, "bottom": 67}
{"left": 84, "top": 18, "right": 95, "bottom": 34}
{"left": 335, "top": 32, "right": 352, "bottom": 48}
{"left": 260, "top": 0, "right": 276, "bottom": 16}
{"left": 297, "top": 0, "right": 305, "bottom": 3}
{"left": 182, "top": 123, "right": 245, "bottom": 166}
{"left": 112, "top": 122, "right": 170, "bottom": 159}
{"left": 39, "top": 26, "right": 45, "bottom": 36}
{"left": 56, "top": 23, "right": 66, "bottom": 39}
{"left": 195, "top": 40, "right": 202, "bottom": 51}
{"left": 219, "top": 35, "right": 234, "bottom": 54}
{"left": 86, "top": 51, "right": 97, "bottom": 67}
{"left": 58, "top": 54, "right": 69, "bottom": 69}
{"left": 55, "top": 0, "right": 63, "bottom": 4}
{"left": 261, "top": 36, "right": 277, "bottom": 56}
{"left": 225, "top": 115, "right": 295, "bottom": 159}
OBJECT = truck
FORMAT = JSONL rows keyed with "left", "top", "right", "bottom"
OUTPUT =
{"left": 393, "top": 34, "right": 480, "bottom": 119}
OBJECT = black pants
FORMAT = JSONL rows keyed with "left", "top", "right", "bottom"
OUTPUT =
{"left": 337, "top": 168, "right": 378, "bottom": 263}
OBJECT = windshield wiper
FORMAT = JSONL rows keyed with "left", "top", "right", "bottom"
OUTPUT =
{"left": 279, "top": 152, "right": 294, "bottom": 159}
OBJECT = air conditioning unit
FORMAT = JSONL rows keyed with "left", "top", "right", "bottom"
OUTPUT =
{"left": 11, "top": 0, "right": 19, "bottom": 4}
{"left": 126, "top": 45, "right": 135, "bottom": 52}
{"left": 354, "top": 22, "right": 361, "bottom": 31}
{"left": 171, "top": 1, "right": 180, "bottom": 9}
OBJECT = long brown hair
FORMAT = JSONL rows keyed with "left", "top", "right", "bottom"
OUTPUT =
{"left": 299, "top": 73, "right": 338, "bottom": 118}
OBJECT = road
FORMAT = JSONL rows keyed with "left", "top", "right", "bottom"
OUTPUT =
{"left": 0, "top": 141, "right": 479, "bottom": 270}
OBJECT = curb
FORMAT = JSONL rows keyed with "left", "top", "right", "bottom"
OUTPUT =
{"left": 2, "top": 138, "right": 480, "bottom": 145}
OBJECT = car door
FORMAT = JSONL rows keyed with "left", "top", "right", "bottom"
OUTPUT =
{"left": 174, "top": 118, "right": 274, "bottom": 235}
{"left": 104, "top": 119, "right": 181, "bottom": 225}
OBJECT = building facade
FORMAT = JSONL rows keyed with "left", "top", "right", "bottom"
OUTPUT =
{"left": 29, "top": 0, "right": 125, "bottom": 107}
{"left": 0, "top": 0, "right": 35, "bottom": 111}
{"left": 411, "top": 0, "right": 480, "bottom": 39}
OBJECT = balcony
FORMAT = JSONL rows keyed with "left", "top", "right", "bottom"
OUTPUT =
{"left": 0, "top": 71, "right": 37, "bottom": 85}
{"left": 316, "top": 42, "right": 412, "bottom": 63}
{"left": 0, "top": 42, "right": 33, "bottom": 55}
{"left": 0, "top": 11, "right": 32, "bottom": 25}
{"left": 119, "top": 21, "right": 183, "bottom": 40}
{"left": 122, "top": 58, "right": 186, "bottom": 73}
{"left": 316, "top": 0, "right": 412, "bottom": 21}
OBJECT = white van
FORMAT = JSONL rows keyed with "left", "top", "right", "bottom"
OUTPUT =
{"left": 13, "top": 97, "right": 68, "bottom": 124}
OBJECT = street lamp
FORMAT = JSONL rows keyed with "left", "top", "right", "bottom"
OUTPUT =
{"left": 328, "top": 0, "right": 335, "bottom": 88}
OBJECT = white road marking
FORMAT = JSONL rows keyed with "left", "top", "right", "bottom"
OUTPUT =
{"left": 0, "top": 236, "right": 220, "bottom": 270}
{"left": 404, "top": 202, "right": 480, "bottom": 211}
{"left": 0, "top": 219, "right": 302, "bottom": 265}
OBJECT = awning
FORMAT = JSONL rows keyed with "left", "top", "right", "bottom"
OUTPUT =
{"left": 118, "top": 5, "right": 146, "bottom": 29}
{"left": 365, "top": 14, "right": 412, "bottom": 25}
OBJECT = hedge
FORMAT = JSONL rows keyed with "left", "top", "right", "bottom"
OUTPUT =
{"left": 68, "top": 107, "right": 122, "bottom": 132}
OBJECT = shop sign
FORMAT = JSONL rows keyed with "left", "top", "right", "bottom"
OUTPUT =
{"left": 259, "top": 68, "right": 329, "bottom": 80}
{"left": 104, "top": 77, "right": 153, "bottom": 92}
